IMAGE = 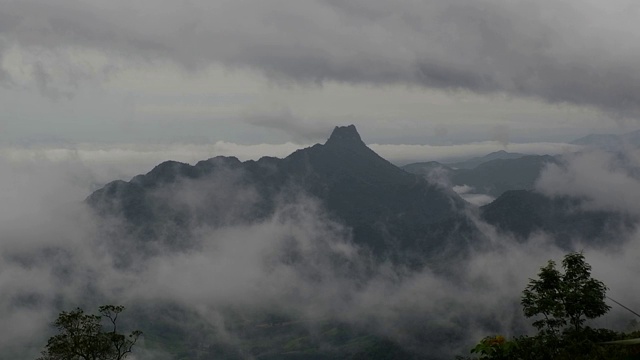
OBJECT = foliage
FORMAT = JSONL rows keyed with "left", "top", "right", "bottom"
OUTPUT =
{"left": 521, "top": 252, "right": 610, "bottom": 334}
{"left": 37, "top": 305, "right": 142, "bottom": 360}
{"left": 470, "top": 335, "right": 517, "bottom": 359}
{"left": 464, "top": 252, "right": 634, "bottom": 360}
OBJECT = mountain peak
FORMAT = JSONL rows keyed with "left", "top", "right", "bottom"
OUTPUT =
{"left": 325, "top": 125, "right": 364, "bottom": 147}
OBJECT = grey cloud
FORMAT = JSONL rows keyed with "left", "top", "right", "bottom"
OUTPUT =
{"left": 1, "top": 1, "right": 640, "bottom": 117}
{"left": 31, "top": 61, "right": 74, "bottom": 100}
{"left": 532, "top": 146, "right": 640, "bottom": 324}
{"left": 490, "top": 125, "right": 510, "bottom": 147}
{"left": 243, "top": 105, "right": 332, "bottom": 143}
{"left": 0, "top": 40, "right": 12, "bottom": 85}
{"left": 0, "top": 141, "right": 578, "bottom": 180}
{"left": 536, "top": 149, "right": 640, "bottom": 216}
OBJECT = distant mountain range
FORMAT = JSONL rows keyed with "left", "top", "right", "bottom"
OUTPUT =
{"left": 402, "top": 129, "right": 640, "bottom": 201}
{"left": 402, "top": 152, "right": 558, "bottom": 199}
{"left": 446, "top": 150, "right": 528, "bottom": 169}
{"left": 571, "top": 129, "right": 640, "bottom": 151}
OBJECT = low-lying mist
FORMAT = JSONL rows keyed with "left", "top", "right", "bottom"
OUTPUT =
{"left": 1, "top": 145, "right": 639, "bottom": 359}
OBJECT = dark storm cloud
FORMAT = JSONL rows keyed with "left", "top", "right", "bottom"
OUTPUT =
{"left": 2, "top": 0, "right": 640, "bottom": 117}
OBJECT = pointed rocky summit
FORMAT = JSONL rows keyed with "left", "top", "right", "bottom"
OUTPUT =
{"left": 88, "top": 123, "right": 476, "bottom": 263}
{"left": 325, "top": 125, "right": 365, "bottom": 148}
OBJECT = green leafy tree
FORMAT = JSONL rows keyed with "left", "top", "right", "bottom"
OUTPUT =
{"left": 521, "top": 252, "right": 610, "bottom": 334}
{"left": 470, "top": 335, "right": 517, "bottom": 359}
{"left": 37, "top": 305, "right": 142, "bottom": 360}
{"left": 521, "top": 259, "right": 566, "bottom": 336}
{"left": 466, "top": 253, "right": 626, "bottom": 360}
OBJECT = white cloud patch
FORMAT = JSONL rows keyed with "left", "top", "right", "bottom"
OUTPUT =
{"left": 536, "top": 148, "right": 640, "bottom": 216}
{"left": 453, "top": 185, "right": 496, "bottom": 206}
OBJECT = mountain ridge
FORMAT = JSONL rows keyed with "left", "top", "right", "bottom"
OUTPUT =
{"left": 88, "top": 125, "right": 478, "bottom": 263}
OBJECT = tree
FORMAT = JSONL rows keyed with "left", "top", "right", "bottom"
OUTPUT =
{"left": 466, "top": 253, "right": 631, "bottom": 359}
{"left": 520, "top": 259, "right": 566, "bottom": 335}
{"left": 521, "top": 252, "right": 610, "bottom": 335}
{"left": 37, "top": 305, "right": 142, "bottom": 360}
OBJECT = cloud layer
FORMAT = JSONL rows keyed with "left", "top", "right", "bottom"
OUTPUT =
{"left": 0, "top": 140, "right": 578, "bottom": 191}
{"left": 2, "top": 0, "right": 640, "bottom": 118}
{"left": 2, "top": 142, "right": 640, "bottom": 359}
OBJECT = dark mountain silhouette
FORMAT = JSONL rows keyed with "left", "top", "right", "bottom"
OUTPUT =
{"left": 446, "top": 150, "right": 528, "bottom": 169}
{"left": 480, "top": 190, "right": 636, "bottom": 248}
{"left": 571, "top": 129, "right": 640, "bottom": 151}
{"left": 451, "top": 155, "right": 558, "bottom": 197}
{"left": 401, "top": 161, "right": 453, "bottom": 177}
{"left": 88, "top": 125, "right": 478, "bottom": 263}
{"left": 403, "top": 155, "right": 557, "bottom": 198}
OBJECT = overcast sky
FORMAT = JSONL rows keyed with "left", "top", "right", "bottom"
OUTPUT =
{"left": 1, "top": 0, "right": 639, "bottom": 157}
{"left": 4, "top": 3, "right": 640, "bottom": 356}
